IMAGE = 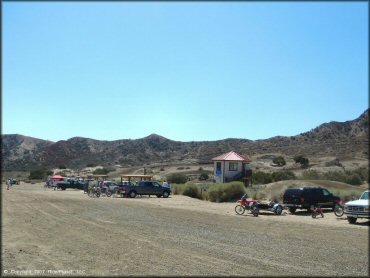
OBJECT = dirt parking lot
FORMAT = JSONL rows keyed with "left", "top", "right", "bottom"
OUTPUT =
{"left": 2, "top": 183, "right": 369, "bottom": 276}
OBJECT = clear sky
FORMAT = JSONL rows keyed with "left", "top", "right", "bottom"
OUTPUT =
{"left": 3, "top": 2, "right": 368, "bottom": 142}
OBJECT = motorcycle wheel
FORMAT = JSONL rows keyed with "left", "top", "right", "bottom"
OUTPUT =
{"left": 312, "top": 212, "right": 316, "bottom": 218}
{"left": 234, "top": 205, "right": 245, "bottom": 215}
{"left": 334, "top": 204, "right": 344, "bottom": 217}
{"left": 106, "top": 191, "right": 112, "bottom": 197}
{"left": 251, "top": 206, "right": 259, "bottom": 217}
{"left": 274, "top": 205, "right": 283, "bottom": 215}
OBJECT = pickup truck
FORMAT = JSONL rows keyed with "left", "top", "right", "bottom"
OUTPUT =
{"left": 344, "top": 190, "right": 370, "bottom": 224}
{"left": 120, "top": 180, "right": 171, "bottom": 198}
{"left": 55, "top": 178, "right": 86, "bottom": 190}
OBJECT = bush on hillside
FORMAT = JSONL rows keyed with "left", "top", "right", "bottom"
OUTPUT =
{"left": 301, "top": 169, "right": 320, "bottom": 180}
{"left": 252, "top": 171, "right": 273, "bottom": 184}
{"left": 29, "top": 167, "right": 51, "bottom": 180}
{"left": 207, "top": 182, "right": 245, "bottom": 203}
{"left": 182, "top": 184, "right": 202, "bottom": 199}
{"left": 272, "top": 156, "right": 286, "bottom": 166}
{"left": 272, "top": 171, "right": 296, "bottom": 181}
{"left": 345, "top": 173, "right": 363, "bottom": 186}
{"left": 294, "top": 155, "right": 309, "bottom": 168}
{"left": 92, "top": 168, "right": 110, "bottom": 175}
{"left": 167, "top": 173, "right": 187, "bottom": 184}
{"left": 199, "top": 172, "right": 209, "bottom": 180}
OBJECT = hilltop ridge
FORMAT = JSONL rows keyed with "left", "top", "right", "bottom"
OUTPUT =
{"left": 2, "top": 109, "right": 368, "bottom": 171}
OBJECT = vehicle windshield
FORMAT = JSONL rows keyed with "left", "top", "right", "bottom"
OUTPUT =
{"left": 359, "top": 191, "right": 369, "bottom": 200}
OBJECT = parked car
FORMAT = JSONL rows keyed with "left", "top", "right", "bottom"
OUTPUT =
{"left": 120, "top": 180, "right": 171, "bottom": 198}
{"left": 56, "top": 178, "right": 86, "bottom": 190}
{"left": 344, "top": 190, "right": 370, "bottom": 224}
{"left": 283, "top": 187, "right": 340, "bottom": 213}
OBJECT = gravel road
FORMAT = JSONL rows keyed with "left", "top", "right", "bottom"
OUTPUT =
{"left": 2, "top": 184, "right": 369, "bottom": 276}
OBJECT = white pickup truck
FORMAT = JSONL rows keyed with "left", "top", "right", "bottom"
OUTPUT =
{"left": 344, "top": 190, "right": 369, "bottom": 224}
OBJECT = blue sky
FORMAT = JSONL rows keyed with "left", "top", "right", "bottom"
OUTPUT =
{"left": 3, "top": 2, "right": 368, "bottom": 142}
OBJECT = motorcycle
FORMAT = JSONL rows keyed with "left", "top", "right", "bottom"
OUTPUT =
{"left": 235, "top": 194, "right": 259, "bottom": 217}
{"left": 253, "top": 200, "right": 284, "bottom": 216}
{"left": 88, "top": 186, "right": 101, "bottom": 198}
{"left": 333, "top": 199, "right": 345, "bottom": 217}
{"left": 310, "top": 205, "right": 324, "bottom": 218}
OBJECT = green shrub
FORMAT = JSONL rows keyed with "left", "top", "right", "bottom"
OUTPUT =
{"left": 272, "top": 171, "right": 296, "bottom": 181}
{"left": 345, "top": 173, "right": 363, "bottom": 185}
{"left": 207, "top": 182, "right": 245, "bottom": 202}
{"left": 167, "top": 173, "right": 187, "bottom": 184}
{"left": 29, "top": 167, "right": 49, "bottom": 180}
{"left": 252, "top": 171, "right": 273, "bottom": 184}
{"left": 199, "top": 172, "right": 209, "bottom": 180}
{"left": 171, "top": 184, "right": 184, "bottom": 195}
{"left": 182, "top": 184, "right": 201, "bottom": 199}
{"left": 92, "top": 168, "right": 110, "bottom": 175}
{"left": 301, "top": 169, "right": 320, "bottom": 180}
{"left": 273, "top": 156, "right": 286, "bottom": 166}
{"left": 325, "top": 159, "right": 343, "bottom": 167}
{"left": 294, "top": 155, "right": 309, "bottom": 168}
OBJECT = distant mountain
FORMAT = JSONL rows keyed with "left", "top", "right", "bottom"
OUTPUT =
{"left": 2, "top": 110, "right": 368, "bottom": 171}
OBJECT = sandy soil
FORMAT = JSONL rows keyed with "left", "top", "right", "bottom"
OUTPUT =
{"left": 2, "top": 183, "right": 369, "bottom": 276}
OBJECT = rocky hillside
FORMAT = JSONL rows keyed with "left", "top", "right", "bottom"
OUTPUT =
{"left": 2, "top": 109, "right": 368, "bottom": 171}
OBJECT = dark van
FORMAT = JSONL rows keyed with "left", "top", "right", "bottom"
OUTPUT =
{"left": 283, "top": 187, "right": 340, "bottom": 213}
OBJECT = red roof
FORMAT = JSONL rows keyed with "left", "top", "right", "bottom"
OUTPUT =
{"left": 212, "top": 151, "right": 251, "bottom": 162}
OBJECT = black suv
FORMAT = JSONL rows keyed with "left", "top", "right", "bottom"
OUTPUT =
{"left": 283, "top": 187, "right": 340, "bottom": 213}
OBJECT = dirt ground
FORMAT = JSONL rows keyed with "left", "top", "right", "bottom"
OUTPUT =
{"left": 2, "top": 183, "right": 369, "bottom": 276}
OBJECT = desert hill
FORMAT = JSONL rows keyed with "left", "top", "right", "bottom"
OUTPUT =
{"left": 2, "top": 109, "right": 368, "bottom": 171}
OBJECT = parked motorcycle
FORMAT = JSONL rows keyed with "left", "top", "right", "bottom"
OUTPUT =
{"left": 333, "top": 200, "right": 344, "bottom": 217}
{"left": 253, "top": 200, "right": 284, "bottom": 216}
{"left": 235, "top": 194, "right": 259, "bottom": 217}
{"left": 88, "top": 186, "right": 101, "bottom": 198}
{"left": 310, "top": 205, "right": 324, "bottom": 218}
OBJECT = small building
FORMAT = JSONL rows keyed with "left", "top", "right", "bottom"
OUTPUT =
{"left": 212, "top": 151, "right": 252, "bottom": 185}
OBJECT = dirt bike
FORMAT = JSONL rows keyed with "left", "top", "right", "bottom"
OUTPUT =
{"left": 333, "top": 200, "right": 345, "bottom": 217}
{"left": 235, "top": 194, "right": 259, "bottom": 217}
{"left": 88, "top": 186, "right": 101, "bottom": 198}
{"left": 310, "top": 205, "right": 324, "bottom": 218}
{"left": 100, "top": 186, "right": 112, "bottom": 197}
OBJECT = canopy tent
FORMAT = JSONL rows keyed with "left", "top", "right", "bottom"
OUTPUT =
{"left": 51, "top": 175, "right": 64, "bottom": 181}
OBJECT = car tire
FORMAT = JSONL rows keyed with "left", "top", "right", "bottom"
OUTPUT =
{"left": 156, "top": 194, "right": 162, "bottom": 198}
{"left": 162, "top": 191, "right": 169, "bottom": 198}
{"left": 289, "top": 208, "right": 296, "bottom": 214}
{"left": 106, "top": 191, "right": 112, "bottom": 197}
{"left": 129, "top": 191, "right": 137, "bottom": 198}
{"left": 347, "top": 217, "right": 357, "bottom": 224}
{"left": 61, "top": 187, "right": 66, "bottom": 191}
